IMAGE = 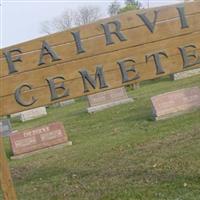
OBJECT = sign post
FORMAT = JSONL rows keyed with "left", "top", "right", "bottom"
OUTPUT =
{"left": 0, "top": 120, "right": 17, "bottom": 200}
{"left": 0, "top": 137, "right": 17, "bottom": 200}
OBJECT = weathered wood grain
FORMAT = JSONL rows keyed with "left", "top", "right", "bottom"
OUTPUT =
{"left": 0, "top": 8, "right": 200, "bottom": 77}
{"left": 1, "top": 46, "right": 199, "bottom": 116}
{"left": 1, "top": 2, "right": 199, "bottom": 59}
{"left": 0, "top": 137, "right": 17, "bottom": 200}
{"left": 1, "top": 31, "right": 200, "bottom": 98}
{"left": 0, "top": 1, "right": 200, "bottom": 116}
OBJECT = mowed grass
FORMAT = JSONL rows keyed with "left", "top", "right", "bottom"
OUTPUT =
{"left": 1, "top": 75, "right": 200, "bottom": 200}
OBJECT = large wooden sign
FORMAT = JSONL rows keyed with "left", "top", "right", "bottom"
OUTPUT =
{"left": 1, "top": 2, "right": 200, "bottom": 116}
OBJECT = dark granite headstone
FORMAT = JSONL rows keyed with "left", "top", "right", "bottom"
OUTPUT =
{"left": 0, "top": 119, "right": 12, "bottom": 137}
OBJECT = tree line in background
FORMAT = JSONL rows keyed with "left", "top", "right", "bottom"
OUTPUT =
{"left": 41, "top": 0, "right": 142, "bottom": 34}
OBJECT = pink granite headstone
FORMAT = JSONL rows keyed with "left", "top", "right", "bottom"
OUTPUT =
{"left": 151, "top": 87, "right": 200, "bottom": 120}
{"left": 10, "top": 122, "right": 69, "bottom": 156}
{"left": 87, "top": 87, "right": 133, "bottom": 113}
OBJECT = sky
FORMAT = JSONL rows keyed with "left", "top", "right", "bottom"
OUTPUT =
{"left": 1, "top": 0, "right": 184, "bottom": 48}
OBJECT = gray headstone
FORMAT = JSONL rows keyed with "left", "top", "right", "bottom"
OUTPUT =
{"left": 20, "top": 107, "right": 47, "bottom": 122}
{"left": 0, "top": 119, "right": 12, "bottom": 137}
{"left": 10, "top": 112, "right": 21, "bottom": 119}
{"left": 50, "top": 99, "right": 75, "bottom": 108}
{"left": 59, "top": 99, "right": 75, "bottom": 107}
{"left": 170, "top": 68, "right": 200, "bottom": 80}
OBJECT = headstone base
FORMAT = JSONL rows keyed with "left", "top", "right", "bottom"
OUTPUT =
{"left": 87, "top": 98, "right": 133, "bottom": 113}
{"left": 170, "top": 68, "right": 200, "bottom": 80}
{"left": 154, "top": 108, "right": 197, "bottom": 121}
{"left": 10, "top": 141, "right": 72, "bottom": 160}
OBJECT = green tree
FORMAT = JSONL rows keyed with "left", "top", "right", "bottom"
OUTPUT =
{"left": 108, "top": 0, "right": 142, "bottom": 16}
{"left": 119, "top": 0, "right": 142, "bottom": 13}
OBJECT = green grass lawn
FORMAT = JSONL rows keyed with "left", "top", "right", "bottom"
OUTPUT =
{"left": 1, "top": 75, "right": 200, "bottom": 200}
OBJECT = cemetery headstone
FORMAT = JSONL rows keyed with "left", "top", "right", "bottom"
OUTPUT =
{"left": 151, "top": 87, "right": 200, "bottom": 120}
{"left": 59, "top": 99, "right": 75, "bottom": 107}
{"left": 10, "top": 112, "right": 21, "bottom": 119}
{"left": 129, "top": 82, "right": 140, "bottom": 90}
{"left": 87, "top": 87, "right": 133, "bottom": 113}
{"left": 20, "top": 107, "right": 47, "bottom": 122}
{"left": 0, "top": 119, "right": 12, "bottom": 137}
{"left": 50, "top": 99, "right": 75, "bottom": 108}
{"left": 170, "top": 68, "right": 200, "bottom": 80}
{"left": 10, "top": 122, "right": 71, "bottom": 159}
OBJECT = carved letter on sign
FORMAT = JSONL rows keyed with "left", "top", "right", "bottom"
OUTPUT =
{"left": 0, "top": 1, "right": 200, "bottom": 116}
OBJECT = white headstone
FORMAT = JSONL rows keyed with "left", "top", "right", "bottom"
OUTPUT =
{"left": 50, "top": 99, "right": 75, "bottom": 108}
{"left": 10, "top": 112, "right": 21, "bottom": 119}
{"left": 20, "top": 107, "right": 47, "bottom": 122}
{"left": 59, "top": 99, "right": 75, "bottom": 107}
{"left": 170, "top": 68, "right": 200, "bottom": 80}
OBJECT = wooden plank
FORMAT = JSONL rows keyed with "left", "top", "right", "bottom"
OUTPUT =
{"left": 1, "top": 30, "right": 200, "bottom": 98}
{"left": 1, "top": 8, "right": 200, "bottom": 78}
{"left": 0, "top": 137, "right": 17, "bottom": 200}
{"left": 1, "top": 46, "right": 199, "bottom": 116}
{"left": 1, "top": 2, "right": 199, "bottom": 59}
{"left": 0, "top": 1, "right": 200, "bottom": 116}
